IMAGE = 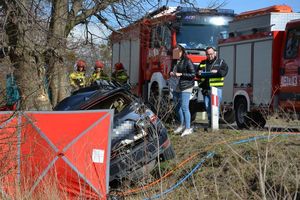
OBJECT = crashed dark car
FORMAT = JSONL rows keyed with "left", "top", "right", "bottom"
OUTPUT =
{"left": 54, "top": 81, "right": 175, "bottom": 183}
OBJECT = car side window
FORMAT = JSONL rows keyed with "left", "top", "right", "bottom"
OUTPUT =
{"left": 87, "top": 93, "right": 130, "bottom": 114}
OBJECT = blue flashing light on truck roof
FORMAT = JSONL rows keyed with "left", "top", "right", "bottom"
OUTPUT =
{"left": 176, "top": 6, "right": 234, "bottom": 15}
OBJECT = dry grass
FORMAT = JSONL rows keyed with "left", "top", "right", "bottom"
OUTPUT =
{"left": 0, "top": 109, "right": 299, "bottom": 200}
{"left": 122, "top": 117, "right": 300, "bottom": 200}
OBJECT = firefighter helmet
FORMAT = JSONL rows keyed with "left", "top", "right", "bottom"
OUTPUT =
{"left": 76, "top": 59, "right": 86, "bottom": 71}
{"left": 95, "top": 60, "right": 105, "bottom": 69}
{"left": 114, "top": 62, "right": 124, "bottom": 70}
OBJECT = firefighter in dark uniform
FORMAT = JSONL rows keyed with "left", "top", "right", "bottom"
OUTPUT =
{"left": 69, "top": 59, "right": 87, "bottom": 90}
{"left": 111, "top": 62, "right": 129, "bottom": 84}
{"left": 197, "top": 47, "right": 228, "bottom": 127}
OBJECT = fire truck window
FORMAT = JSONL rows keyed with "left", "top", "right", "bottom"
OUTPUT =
{"left": 163, "top": 26, "right": 172, "bottom": 50}
{"left": 150, "top": 29, "right": 156, "bottom": 48}
{"left": 150, "top": 27, "right": 161, "bottom": 48}
{"left": 285, "top": 29, "right": 300, "bottom": 59}
{"left": 150, "top": 26, "right": 171, "bottom": 50}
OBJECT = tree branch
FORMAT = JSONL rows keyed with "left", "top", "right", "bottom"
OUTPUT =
{"left": 94, "top": 13, "right": 120, "bottom": 33}
{"left": 73, "top": 1, "right": 110, "bottom": 26}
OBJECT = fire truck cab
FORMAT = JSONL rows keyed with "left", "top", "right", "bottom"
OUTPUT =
{"left": 218, "top": 5, "right": 300, "bottom": 128}
{"left": 279, "top": 19, "right": 300, "bottom": 114}
{"left": 110, "top": 6, "right": 234, "bottom": 121}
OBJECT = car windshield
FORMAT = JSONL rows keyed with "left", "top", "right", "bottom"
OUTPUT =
{"left": 176, "top": 24, "right": 229, "bottom": 49}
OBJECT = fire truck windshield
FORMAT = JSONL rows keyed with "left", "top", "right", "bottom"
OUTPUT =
{"left": 176, "top": 15, "right": 233, "bottom": 49}
{"left": 177, "top": 24, "right": 229, "bottom": 50}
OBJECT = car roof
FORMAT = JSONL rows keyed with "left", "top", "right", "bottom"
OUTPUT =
{"left": 54, "top": 81, "right": 130, "bottom": 111}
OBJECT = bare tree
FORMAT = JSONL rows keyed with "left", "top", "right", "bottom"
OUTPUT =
{"left": 1, "top": 1, "right": 52, "bottom": 110}
{"left": 0, "top": 0, "right": 226, "bottom": 110}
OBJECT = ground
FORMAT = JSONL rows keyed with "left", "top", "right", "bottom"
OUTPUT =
{"left": 116, "top": 115, "right": 300, "bottom": 200}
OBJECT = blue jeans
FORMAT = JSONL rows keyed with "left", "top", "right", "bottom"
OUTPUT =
{"left": 173, "top": 91, "right": 191, "bottom": 129}
{"left": 204, "top": 87, "right": 222, "bottom": 124}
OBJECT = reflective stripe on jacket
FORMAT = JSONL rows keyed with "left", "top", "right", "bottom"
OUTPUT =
{"left": 89, "top": 70, "right": 110, "bottom": 84}
{"left": 209, "top": 77, "right": 225, "bottom": 87}
{"left": 198, "top": 64, "right": 206, "bottom": 85}
{"left": 197, "top": 58, "right": 228, "bottom": 88}
{"left": 112, "top": 70, "right": 129, "bottom": 84}
{"left": 69, "top": 71, "right": 86, "bottom": 88}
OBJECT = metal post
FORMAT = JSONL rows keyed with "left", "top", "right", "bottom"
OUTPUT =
{"left": 211, "top": 86, "right": 219, "bottom": 130}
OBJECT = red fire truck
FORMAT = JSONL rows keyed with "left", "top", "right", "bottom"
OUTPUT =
{"left": 218, "top": 5, "right": 300, "bottom": 128}
{"left": 110, "top": 6, "right": 235, "bottom": 120}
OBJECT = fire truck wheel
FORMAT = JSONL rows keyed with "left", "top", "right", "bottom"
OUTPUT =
{"left": 234, "top": 97, "right": 248, "bottom": 129}
{"left": 189, "top": 100, "right": 198, "bottom": 122}
{"left": 149, "top": 83, "right": 159, "bottom": 112}
{"left": 149, "top": 83, "right": 173, "bottom": 122}
{"left": 191, "top": 110, "right": 197, "bottom": 122}
{"left": 189, "top": 99, "right": 205, "bottom": 122}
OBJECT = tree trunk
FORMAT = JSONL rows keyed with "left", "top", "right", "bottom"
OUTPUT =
{"left": 46, "top": 50, "right": 70, "bottom": 106}
{"left": 46, "top": 0, "right": 70, "bottom": 106}
{"left": 4, "top": 1, "right": 52, "bottom": 110}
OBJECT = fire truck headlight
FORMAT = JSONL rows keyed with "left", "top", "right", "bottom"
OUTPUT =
{"left": 210, "top": 17, "right": 226, "bottom": 26}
